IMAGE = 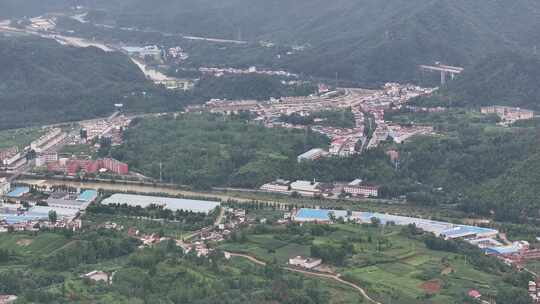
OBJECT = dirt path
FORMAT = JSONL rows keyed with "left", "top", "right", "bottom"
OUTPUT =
{"left": 226, "top": 252, "right": 382, "bottom": 304}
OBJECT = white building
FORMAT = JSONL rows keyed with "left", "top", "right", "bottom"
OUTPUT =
{"left": 36, "top": 152, "right": 58, "bottom": 167}
{"left": 288, "top": 256, "right": 322, "bottom": 269}
{"left": 1, "top": 149, "right": 26, "bottom": 170}
{"left": 0, "top": 178, "right": 10, "bottom": 195}
{"left": 260, "top": 179, "right": 291, "bottom": 193}
{"left": 122, "top": 45, "right": 162, "bottom": 58}
{"left": 290, "top": 180, "right": 321, "bottom": 197}
{"left": 31, "top": 128, "right": 66, "bottom": 153}
{"left": 101, "top": 194, "right": 220, "bottom": 214}
{"left": 81, "top": 270, "right": 111, "bottom": 284}
{"left": 481, "top": 106, "right": 534, "bottom": 123}
{"left": 343, "top": 179, "right": 379, "bottom": 197}
{"left": 297, "top": 148, "right": 326, "bottom": 162}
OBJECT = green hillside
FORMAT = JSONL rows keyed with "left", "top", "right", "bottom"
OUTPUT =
{"left": 468, "top": 148, "right": 540, "bottom": 222}
{"left": 462, "top": 52, "right": 540, "bottom": 109}
{"left": 0, "top": 35, "right": 180, "bottom": 130}
{"left": 415, "top": 52, "right": 540, "bottom": 110}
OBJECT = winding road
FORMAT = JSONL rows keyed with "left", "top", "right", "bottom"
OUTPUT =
{"left": 225, "top": 252, "right": 382, "bottom": 304}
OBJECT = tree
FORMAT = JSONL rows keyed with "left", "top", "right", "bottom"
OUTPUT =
{"left": 48, "top": 210, "right": 57, "bottom": 223}
{"left": 495, "top": 287, "right": 532, "bottom": 304}
{"left": 370, "top": 217, "right": 381, "bottom": 227}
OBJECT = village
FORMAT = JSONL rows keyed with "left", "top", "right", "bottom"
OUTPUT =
{"left": 188, "top": 82, "right": 438, "bottom": 157}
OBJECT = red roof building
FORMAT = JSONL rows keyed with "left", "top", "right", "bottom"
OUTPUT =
{"left": 48, "top": 158, "right": 129, "bottom": 176}
{"left": 468, "top": 289, "right": 481, "bottom": 299}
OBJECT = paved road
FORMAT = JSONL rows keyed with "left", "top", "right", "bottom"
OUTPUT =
{"left": 226, "top": 252, "right": 382, "bottom": 304}
{"left": 214, "top": 207, "right": 225, "bottom": 227}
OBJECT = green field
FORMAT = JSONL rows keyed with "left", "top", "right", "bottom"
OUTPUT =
{"left": 0, "top": 233, "right": 68, "bottom": 254}
{"left": 58, "top": 144, "right": 95, "bottom": 157}
{"left": 0, "top": 127, "right": 45, "bottom": 149}
{"left": 0, "top": 227, "right": 363, "bottom": 303}
{"left": 220, "top": 223, "right": 517, "bottom": 304}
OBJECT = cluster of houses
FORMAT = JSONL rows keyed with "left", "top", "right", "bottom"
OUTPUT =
{"left": 79, "top": 114, "right": 131, "bottom": 145}
{"left": 481, "top": 105, "right": 535, "bottom": 124}
{"left": 0, "top": 181, "right": 97, "bottom": 232}
{"left": 0, "top": 146, "right": 26, "bottom": 171}
{"left": 46, "top": 157, "right": 129, "bottom": 176}
{"left": 188, "top": 83, "right": 436, "bottom": 159}
{"left": 529, "top": 279, "right": 540, "bottom": 303}
{"left": 116, "top": 207, "right": 249, "bottom": 259}
{"left": 0, "top": 128, "right": 67, "bottom": 171}
{"left": 199, "top": 66, "right": 298, "bottom": 78}
{"left": 167, "top": 46, "right": 189, "bottom": 62}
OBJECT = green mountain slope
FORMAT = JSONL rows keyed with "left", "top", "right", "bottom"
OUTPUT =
{"left": 5, "top": 1, "right": 540, "bottom": 84}
{"left": 79, "top": 0, "right": 540, "bottom": 84}
{"left": 0, "top": 36, "right": 160, "bottom": 130}
{"left": 468, "top": 144, "right": 540, "bottom": 222}
{"left": 414, "top": 52, "right": 540, "bottom": 109}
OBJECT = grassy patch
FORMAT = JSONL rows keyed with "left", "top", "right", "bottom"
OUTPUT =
{"left": 0, "top": 127, "right": 45, "bottom": 149}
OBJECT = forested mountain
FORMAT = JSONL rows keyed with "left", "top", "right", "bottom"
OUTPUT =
{"left": 414, "top": 52, "right": 540, "bottom": 110}
{"left": 0, "top": 35, "right": 182, "bottom": 130}
{"left": 193, "top": 75, "right": 316, "bottom": 101}
{"left": 77, "top": 0, "right": 540, "bottom": 84}
{"left": 0, "top": 0, "right": 67, "bottom": 18}
{"left": 468, "top": 145, "right": 540, "bottom": 221}
{"left": 4, "top": 1, "right": 540, "bottom": 84}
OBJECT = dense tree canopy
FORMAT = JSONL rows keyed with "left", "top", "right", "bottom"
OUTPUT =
{"left": 113, "top": 113, "right": 329, "bottom": 188}
{"left": 193, "top": 75, "right": 316, "bottom": 101}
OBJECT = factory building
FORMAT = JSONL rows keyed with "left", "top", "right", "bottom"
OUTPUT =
{"left": 101, "top": 194, "right": 220, "bottom": 214}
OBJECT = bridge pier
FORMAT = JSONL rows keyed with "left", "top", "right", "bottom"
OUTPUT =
{"left": 440, "top": 71, "right": 447, "bottom": 86}
{"left": 419, "top": 64, "right": 463, "bottom": 87}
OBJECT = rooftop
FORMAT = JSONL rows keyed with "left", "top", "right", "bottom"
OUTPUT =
{"left": 294, "top": 208, "right": 498, "bottom": 237}
{"left": 77, "top": 190, "right": 98, "bottom": 202}
{"left": 6, "top": 187, "right": 30, "bottom": 198}
{"left": 29, "top": 206, "right": 80, "bottom": 217}
{"left": 0, "top": 213, "right": 47, "bottom": 225}
{"left": 101, "top": 194, "right": 220, "bottom": 214}
{"left": 298, "top": 148, "right": 325, "bottom": 159}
